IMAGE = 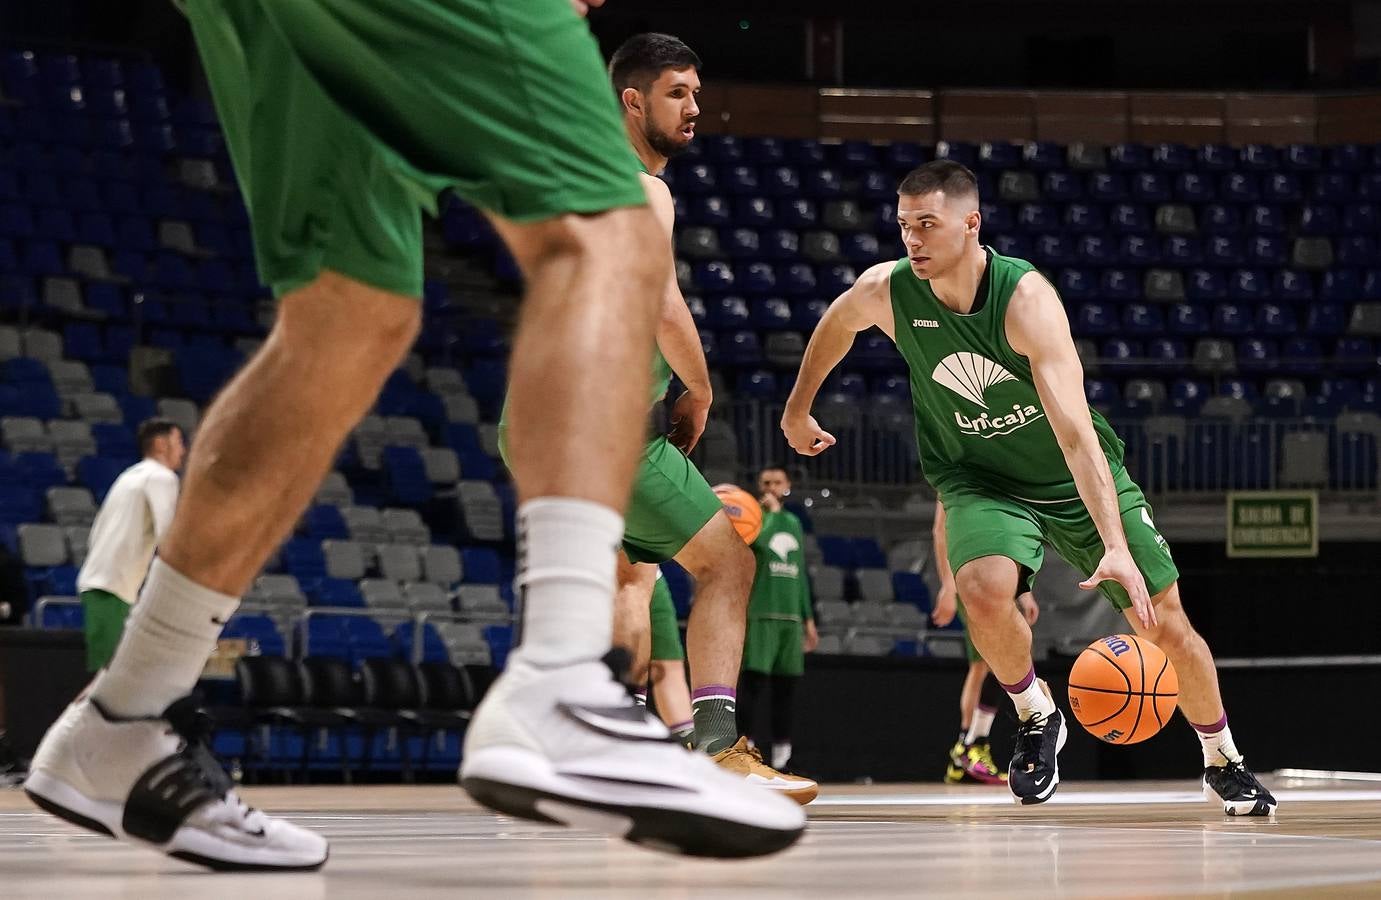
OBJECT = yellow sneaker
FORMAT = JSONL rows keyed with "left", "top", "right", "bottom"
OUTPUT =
{"left": 711, "top": 737, "right": 819, "bottom": 805}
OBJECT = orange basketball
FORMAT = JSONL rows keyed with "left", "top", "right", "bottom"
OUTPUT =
{"left": 712, "top": 484, "right": 762, "bottom": 545}
{"left": 1068, "top": 634, "right": 1178, "bottom": 745}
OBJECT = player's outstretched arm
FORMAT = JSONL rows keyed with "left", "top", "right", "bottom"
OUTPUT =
{"left": 643, "top": 174, "right": 712, "bottom": 453}
{"left": 781, "top": 262, "right": 893, "bottom": 456}
{"left": 1006, "top": 274, "right": 1155, "bottom": 627}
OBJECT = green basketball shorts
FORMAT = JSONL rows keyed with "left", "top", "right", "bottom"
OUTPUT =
{"left": 742, "top": 618, "right": 805, "bottom": 677}
{"left": 942, "top": 466, "right": 1180, "bottom": 611}
{"left": 80, "top": 588, "right": 130, "bottom": 672}
{"left": 648, "top": 574, "right": 684, "bottom": 662}
{"left": 622, "top": 436, "right": 723, "bottom": 564}
{"left": 183, "top": 0, "right": 646, "bottom": 298}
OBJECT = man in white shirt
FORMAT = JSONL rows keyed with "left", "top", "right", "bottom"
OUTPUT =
{"left": 78, "top": 419, "right": 185, "bottom": 672}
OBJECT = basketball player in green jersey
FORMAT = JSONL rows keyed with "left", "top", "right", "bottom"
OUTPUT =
{"left": 503, "top": 33, "right": 816, "bottom": 803}
{"left": 641, "top": 569, "right": 695, "bottom": 746}
{"left": 783, "top": 160, "right": 1275, "bottom": 816}
{"left": 27, "top": 0, "right": 804, "bottom": 868}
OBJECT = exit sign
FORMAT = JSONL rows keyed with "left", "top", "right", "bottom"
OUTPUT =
{"left": 1226, "top": 492, "right": 1319, "bottom": 558}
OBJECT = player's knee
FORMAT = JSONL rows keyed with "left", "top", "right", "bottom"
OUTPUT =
{"left": 520, "top": 208, "right": 663, "bottom": 290}
{"left": 274, "top": 273, "right": 422, "bottom": 363}
{"left": 954, "top": 570, "right": 1013, "bottom": 620}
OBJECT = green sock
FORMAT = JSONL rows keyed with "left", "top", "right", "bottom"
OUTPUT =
{"left": 691, "top": 685, "right": 738, "bottom": 755}
{"left": 670, "top": 720, "right": 695, "bottom": 747}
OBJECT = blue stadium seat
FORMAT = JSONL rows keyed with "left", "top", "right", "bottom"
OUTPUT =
{"left": 1065, "top": 202, "right": 1104, "bottom": 231}
{"left": 1088, "top": 173, "right": 1127, "bottom": 201}
{"left": 1081, "top": 234, "right": 1120, "bottom": 265}
{"left": 779, "top": 263, "right": 817, "bottom": 295}
{"left": 736, "top": 262, "right": 775, "bottom": 295}
{"left": 1042, "top": 171, "right": 1081, "bottom": 201}
{"left": 761, "top": 229, "right": 799, "bottom": 260}
{"left": 722, "top": 227, "right": 760, "bottom": 259}
{"left": 736, "top": 370, "right": 777, "bottom": 399}
{"left": 1201, "top": 204, "right": 1241, "bottom": 235}
{"left": 1213, "top": 303, "right": 1251, "bottom": 335}
{"left": 1175, "top": 172, "right": 1215, "bottom": 203}
{"left": 1122, "top": 303, "right": 1164, "bottom": 336}
{"left": 1084, "top": 377, "right": 1118, "bottom": 406}
{"left": 1237, "top": 338, "right": 1277, "bottom": 373}
{"left": 690, "top": 195, "right": 731, "bottom": 227}
{"left": 1338, "top": 236, "right": 1378, "bottom": 267}
{"left": 1263, "top": 173, "right": 1302, "bottom": 203}
{"left": 843, "top": 232, "right": 882, "bottom": 265}
{"left": 1132, "top": 172, "right": 1171, "bottom": 203}
{"left": 722, "top": 165, "right": 758, "bottom": 195}
{"left": 1034, "top": 234, "right": 1076, "bottom": 266}
{"left": 1147, "top": 337, "right": 1188, "bottom": 372}
{"left": 1153, "top": 143, "right": 1194, "bottom": 171}
{"left": 1169, "top": 303, "right": 1210, "bottom": 335}
{"left": 704, "top": 135, "right": 742, "bottom": 163}
{"left": 1185, "top": 269, "right": 1226, "bottom": 301}
{"left": 1248, "top": 235, "right": 1288, "bottom": 266}
{"left": 1313, "top": 173, "right": 1353, "bottom": 203}
{"left": 723, "top": 330, "right": 762, "bottom": 365}
{"left": 934, "top": 141, "right": 977, "bottom": 168}
{"left": 1256, "top": 303, "right": 1297, "bottom": 335}
{"left": 693, "top": 260, "right": 734, "bottom": 293}
{"left": 1058, "top": 269, "right": 1097, "bottom": 302}
{"left": 1228, "top": 269, "right": 1269, "bottom": 303}
{"left": 1335, "top": 338, "right": 1377, "bottom": 373}
{"left": 1281, "top": 337, "right": 1323, "bottom": 374}
{"left": 764, "top": 166, "right": 800, "bottom": 197}
{"left": 1109, "top": 143, "right": 1151, "bottom": 171}
{"left": 779, "top": 198, "right": 817, "bottom": 228}
{"left": 745, "top": 137, "right": 785, "bottom": 165}
{"left": 707, "top": 295, "right": 750, "bottom": 328}
{"left": 1240, "top": 144, "right": 1278, "bottom": 171}
{"left": 1220, "top": 173, "right": 1259, "bottom": 203}
{"left": 1109, "top": 204, "right": 1151, "bottom": 234}
{"left": 791, "top": 299, "right": 829, "bottom": 331}
{"left": 301, "top": 505, "right": 349, "bottom": 540}
{"left": 1101, "top": 268, "right": 1140, "bottom": 301}
{"left": 1343, "top": 203, "right": 1378, "bottom": 234}
{"left": 891, "top": 572, "right": 930, "bottom": 610}
{"left": 1206, "top": 236, "right": 1244, "bottom": 266}
{"left": 1162, "top": 235, "right": 1203, "bottom": 266}
{"left": 1074, "top": 301, "right": 1117, "bottom": 335}
{"left": 382, "top": 446, "right": 432, "bottom": 506}
{"left": 461, "top": 548, "right": 500, "bottom": 584}
{"left": 1300, "top": 204, "right": 1339, "bottom": 235}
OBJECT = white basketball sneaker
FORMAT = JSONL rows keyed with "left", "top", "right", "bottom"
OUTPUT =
{"left": 25, "top": 695, "right": 328, "bottom": 871}
{"left": 460, "top": 654, "right": 806, "bottom": 857}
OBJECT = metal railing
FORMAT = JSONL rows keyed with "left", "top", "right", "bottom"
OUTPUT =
{"left": 705, "top": 399, "right": 1381, "bottom": 497}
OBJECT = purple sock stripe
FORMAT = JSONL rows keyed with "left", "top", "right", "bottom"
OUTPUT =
{"left": 1190, "top": 713, "right": 1228, "bottom": 735}
{"left": 691, "top": 684, "right": 736, "bottom": 702}
{"left": 669, "top": 719, "right": 694, "bottom": 732}
{"left": 999, "top": 668, "right": 1036, "bottom": 694}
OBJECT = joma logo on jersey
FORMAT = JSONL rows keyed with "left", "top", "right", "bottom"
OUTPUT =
{"left": 912, "top": 318, "right": 940, "bottom": 328}
{"left": 933, "top": 352, "right": 1046, "bottom": 439}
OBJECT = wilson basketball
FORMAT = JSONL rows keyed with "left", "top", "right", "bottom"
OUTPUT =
{"left": 1068, "top": 634, "right": 1179, "bottom": 745}
{"left": 713, "top": 483, "right": 763, "bottom": 544}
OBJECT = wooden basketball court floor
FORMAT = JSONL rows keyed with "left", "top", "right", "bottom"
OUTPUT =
{"left": 2, "top": 777, "right": 1380, "bottom": 897}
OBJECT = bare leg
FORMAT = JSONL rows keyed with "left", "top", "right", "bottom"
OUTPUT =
{"left": 650, "top": 659, "right": 693, "bottom": 728}
{"left": 675, "top": 513, "right": 754, "bottom": 696}
{"left": 959, "top": 659, "right": 989, "bottom": 730}
{"left": 954, "top": 556, "right": 1031, "bottom": 686}
{"left": 1122, "top": 582, "right": 1224, "bottom": 726}
{"left": 612, "top": 556, "right": 655, "bottom": 686}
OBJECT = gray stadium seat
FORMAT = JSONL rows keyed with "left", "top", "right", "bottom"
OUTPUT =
{"left": 402, "top": 582, "right": 451, "bottom": 614}
{"left": 21, "top": 328, "right": 62, "bottom": 362}
{"left": 1, "top": 417, "right": 51, "bottom": 453}
{"left": 1200, "top": 396, "right": 1252, "bottom": 421}
{"left": 697, "top": 419, "right": 739, "bottom": 470}
{"left": 158, "top": 220, "right": 201, "bottom": 255}
{"left": 252, "top": 574, "right": 306, "bottom": 609}
{"left": 886, "top": 603, "right": 927, "bottom": 632}
{"left": 0, "top": 326, "right": 20, "bottom": 361}
{"left": 851, "top": 601, "right": 891, "bottom": 627}
{"left": 352, "top": 415, "right": 388, "bottom": 468}
{"left": 1338, "top": 412, "right": 1381, "bottom": 439}
{"left": 1144, "top": 269, "right": 1186, "bottom": 303}
{"left": 676, "top": 259, "right": 693, "bottom": 292}
{"left": 1291, "top": 237, "right": 1334, "bottom": 271}
{"left": 341, "top": 505, "right": 389, "bottom": 544}
{"left": 458, "top": 481, "right": 505, "bottom": 542}
{"left": 67, "top": 245, "right": 114, "bottom": 280}
{"left": 424, "top": 366, "right": 467, "bottom": 396}
{"left": 813, "top": 633, "right": 845, "bottom": 655}
{"left": 443, "top": 394, "right": 481, "bottom": 425}
{"left": 1154, "top": 204, "right": 1197, "bottom": 236}
{"left": 422, "top": 545, "right": 463, "bottom": 587}
{"left": 360, "top": 578, "right": 408, "bottom": 611}
{"left": 377, "top": 543, "right": 423, "bottom": 582}
{"left": 1143, "top": 415, "right": 1188, "bottom": 444}
{"left": 1264, "top": 379, "right": 1307, "bottom": 414}
{"left": 64, "top": 525, "right": 90, "bottom": 566}
{"left": 384, "top": 416, "right": 428, "bottom": 450}
{"left": 765, "top": 331, "right": 806, "bottom": 368}
{"left": 813, "top": 599, "right": 852, "bottom": 629}
{"left": 19, "top": 524, "right": 67, "bottom": 567}
{"left": 811, "top": 566, "right": 847, "bottom": 603}
{"left": 926, "top": 637, "right": 966, "bottom": 659}
{"left": 456, "top": 585, "right": 509, "bottom": 618}
{"left": 313, "top": 471, "right": 354, "bottom": 508}
{"left": 1075, "top": 338, "right": 1099, "bottom": 373}
{"left": 157, "top": 398, "right": 200, "bottom": 436}
{"left": 71, "top": 392, "right": 123, "bottom": 424}
{"left": 998, "top": 171, "right": 1040, "bottom": 204}
{"left": 886, "top": 538, "right": 930, "bottom": 574}
{"left": 382, "top": 508, "right": 430, "bottom": 545}
{"left": 48, "top": 486, "right": 97, "bottom": 526}
{"left": 822, "top": 200, "right": 865, "bottom": 233}
{"left": 421, "top": 447, "right": 460, "bottom": 484}
{"left": 846, "top": 634, "right": 893, "bottom": 656}
{"left": 1124, "top": 378, "right": 1168, "bottom": 410}
{"left": 322, "top": 540, "right": 368, "bottom": 580}
{"left": 1192, "top": 339, "right": 1236, "bottom": 374}
{"left": 801, "top": 534, "right": 824, "bottom": 568}
{"left": 177, "top": 159, "right": 219, "bottom": 190}
{"left": 477, "top": 423, "right": 502, "bottom": 458}
{"left": 1348, "top": 303, "right": 1381, "bottom": 337}
{"left": 48, "top": 360, "right": 93, "bottom": 397}
{"left": 47, "top": 420, "right": 96, "bottom": 467}
{"left": 676, "top": 226, "right": 722, "bottom": 259}
{"left": 1279, "top": 432, "right": 1328, "bottom": 488}
{"left": 801, "top": 230, "right": 843, "bottom": 263}
{"left": 856, "top": 568, "right": 893, "bottom": 604}
{"left": 1066, "top": 142, "right": 1106, "bottom": 171}
{"left": 43, "top": 278, "right": 85, "bottom": 316}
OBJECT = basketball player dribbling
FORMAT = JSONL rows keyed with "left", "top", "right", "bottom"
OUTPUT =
{"left": 783, "top": 160, "right": 1276, "bottom": 816}
{"left": 25, "top": 0, "right": 803, "bottom": 869}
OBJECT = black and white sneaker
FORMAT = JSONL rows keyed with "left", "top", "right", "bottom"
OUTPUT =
{"left": 1204, "top": 760, "right": 1278, "bottom": 816}
{"left": 1008, "top": 681, "right": 1068, "bottom": 806}
{"left": 25, "top": 695, "right": 327, "bottom": 870}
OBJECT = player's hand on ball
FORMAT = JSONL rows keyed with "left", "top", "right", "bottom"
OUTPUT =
{"left": 1080, "top": 546, "right": 1156, "bottom": 629}
{"left": 781, "top": 413, "right": 836, "bottom": 457}
{"left": 1018, "top": 592, "right": 1040, "bottom": 626}
{"left": 932, "top": 580, "right": 957, "bottom": 627}
{"left": 667, "top": 389, "right": 710, "bottom": 454}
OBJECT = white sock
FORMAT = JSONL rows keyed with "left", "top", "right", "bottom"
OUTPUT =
{"left": 772, "top": 742, "right": 792, "bottom": 770}
{"left": 965, "top": 705, "right": 997, "bottom": 745}
{"left": 92, "top": 558, "right": 239, "bottom": 718}
{"left": 512, "top": 497, "right": 621, "bottom": 667}
{"left": 1195, "top": 721, "right": 1243, "bottom": 767}
{"left": 633, "top": 691, "right": 647, "bottom": 707}
{"left": 1007, "top": 676, "right": 1056, "bottom": 722}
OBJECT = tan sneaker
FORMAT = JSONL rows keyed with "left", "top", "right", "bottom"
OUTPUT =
{"left": 710, "top": 737, "right": 819, "bottom": 806}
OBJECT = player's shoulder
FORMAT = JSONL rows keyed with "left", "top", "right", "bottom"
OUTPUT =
{"left": 638, "top": 170, "right": 673, "bottom": 202}
{"left": 853, "top": 260, "right": 900, "bottom": 296}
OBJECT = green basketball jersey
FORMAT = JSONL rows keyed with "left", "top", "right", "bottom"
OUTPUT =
{"left": 887, "top": 250, "right": 1124, "bottom": 503}
{"left": 747, "top": 509, "right": 812, "bottom": 622}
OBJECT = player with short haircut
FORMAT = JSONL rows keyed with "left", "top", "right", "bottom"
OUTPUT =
{"left": 783, "top": 159, "right": 1276, "bottom": 816}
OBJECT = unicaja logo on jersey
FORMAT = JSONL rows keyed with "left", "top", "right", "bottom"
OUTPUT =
{"left": 931, "top": 351, "right": 1046, "bottom": 439}
{"left": 767, "top": 531, "right": 800, "bottom": 578}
